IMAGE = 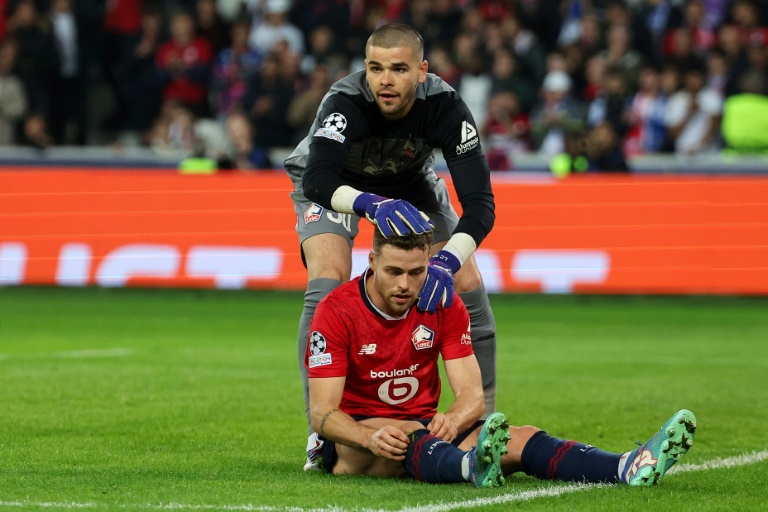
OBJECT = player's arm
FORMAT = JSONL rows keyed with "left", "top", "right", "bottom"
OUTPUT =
{"left": 441, "top": 354, "right": 484, "bottom": 431}
{"left": 417, "top": 96, "right": 496, "bottom": 312}
{"left": 309, "top": 377, "right": 409, "bottom": 460}
{"left": 300, "top": 95, "right": 432, "bottom": 238}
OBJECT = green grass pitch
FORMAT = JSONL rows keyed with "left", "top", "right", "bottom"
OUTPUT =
{"left": 1, "top": 287, "right": 767, "bottom": 511}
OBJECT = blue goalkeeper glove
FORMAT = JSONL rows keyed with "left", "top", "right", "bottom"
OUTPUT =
{"left": 416, "top": 250, "right": 461, "bottom": 313}
{"left": 352, "top": 192, "right": 433, "bottom": 238}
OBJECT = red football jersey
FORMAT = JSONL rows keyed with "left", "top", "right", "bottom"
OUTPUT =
{"left": 306, "top": 271, "right": 473, "bottom": 419}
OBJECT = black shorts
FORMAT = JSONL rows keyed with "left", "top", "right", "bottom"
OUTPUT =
{"left": 317, "top": 417, "right": 485, "bottom": 474}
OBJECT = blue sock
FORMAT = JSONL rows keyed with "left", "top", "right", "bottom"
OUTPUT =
{"left": 521, "top": 431, "right": 622, "bottom": 483}
{"left": 404, "top": 429, "right": 467, "bottom": 483}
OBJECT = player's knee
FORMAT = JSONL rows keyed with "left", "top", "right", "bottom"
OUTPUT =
{"left": 508, "top": 425, "right": 542, "bottom": 457}
{"left": 398, "top": 420, "right": 427, "bottom": 436}
{"left": 303, "top": 237, "right": 352, "bottom": 281}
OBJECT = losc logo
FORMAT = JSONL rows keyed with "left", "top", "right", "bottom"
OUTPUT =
{"left": 377, "top": 376, "right": 419, "bottom": 405}
{"left": 411, "top": 325, "right": 435, "bottom": 350}
{"left": 304, "top": 203, "right": 324, "bottom": 224}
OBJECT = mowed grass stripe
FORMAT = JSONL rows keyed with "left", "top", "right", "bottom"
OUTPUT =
{"left": 0, "top": 450, "right": 766, "bottom": 511}
{"left": 1, "top": 288, "right": 767, "bottom": 511}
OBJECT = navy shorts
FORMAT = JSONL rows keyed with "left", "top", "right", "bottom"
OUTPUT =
{"left": 317, "top": 417, "right": 485, "bottom": 474}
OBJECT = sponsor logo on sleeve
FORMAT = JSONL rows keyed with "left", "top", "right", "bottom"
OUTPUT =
{"left": 455, "top": 120, "right": 479, "bottom": 155}
{"left": 314, "top": 113, "right": 347, "bottom": 143}
{"left": 461, "top": 321, "right": 472, "bottom": 345}
{"left": 308, "top": 353, "right": 332, "bottom": 368}
{"left": 411, "top": 325, "right": 435, "bottom": 350}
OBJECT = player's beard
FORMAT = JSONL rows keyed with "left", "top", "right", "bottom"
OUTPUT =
{"left": 384, "top": 291, "right": 415, "bottom": 316}
{"left": 372, "top": 275, "right": 415, "bottom": 316}
{"left": 377, "top": 85, "right": 417, "bottom": 120}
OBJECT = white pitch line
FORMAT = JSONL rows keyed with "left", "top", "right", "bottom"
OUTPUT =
{"left": 0, "top": 348, "right": 133, "bottom": 361}
{"left": 0, "top": 450, "right": 766, "bottom": 512}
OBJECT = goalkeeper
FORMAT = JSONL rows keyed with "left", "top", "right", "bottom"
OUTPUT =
{"left": 284, "top": 23, "right": 497, "bottom": 469}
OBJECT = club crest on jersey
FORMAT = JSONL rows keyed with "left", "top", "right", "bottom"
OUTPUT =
{"left": 411, "top": 325, "right": 435, "bottom": 350}
{"left": 314, "top": 113, "right": 347, "bottom": 143}
{"left": 455, "top": 120, "right": 479, "bottom": 155}
{"left": 304, "top": 203, "right": 324, "bottom": 224}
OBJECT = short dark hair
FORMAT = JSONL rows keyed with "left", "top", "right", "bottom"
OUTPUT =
{"left": 372, "top": 229, "right": 433, "bottom": 256}
{"left": 367, "top": 23, "right": 424, "bottom": 60}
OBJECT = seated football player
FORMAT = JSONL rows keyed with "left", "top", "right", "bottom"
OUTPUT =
{"left": 305, "top": 229, "right": 696, "bottom": 487}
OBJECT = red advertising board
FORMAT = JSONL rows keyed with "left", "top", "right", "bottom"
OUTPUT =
{"left": 1, "top": 170, "right": 767, "bottom": 294}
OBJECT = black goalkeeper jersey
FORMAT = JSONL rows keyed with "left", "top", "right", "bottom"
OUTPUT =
{"left": 285, "top": 71, "right": 495, "bottom": 247}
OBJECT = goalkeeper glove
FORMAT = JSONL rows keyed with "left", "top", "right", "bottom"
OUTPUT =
{"left": 416, "top": 250, "right": 461, "bottom": 313}
{"left": 352, "top": 192, "right": 433, "bottom": 238}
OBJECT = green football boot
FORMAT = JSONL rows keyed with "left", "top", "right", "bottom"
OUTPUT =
{"left": 470, "top": 412, "right": 511, "bottom": 488}
{"left": 622, "top": 409, "right": 697, "bottom": 486}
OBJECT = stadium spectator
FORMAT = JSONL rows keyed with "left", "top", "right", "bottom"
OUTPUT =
{"left": 48, "top": 0, "right": 87, "bottom": 145}
{"left": 6, "top": 0, "right": 58, "bottom": 118}
{"left": 499, "top": 14, "right": 547, "bottom": 86}
{"left": 247, "top": 0, "right": 304, "bottom": 56}
{"left": 300, "top": 24, "right": 347, "bottom": 77}
{"left": 194, "top": 0, "right": 230, "bottom": 54}
{"left": 601, "top": 23, "right": 643, "bottom": 89}
{"left": 717, "top": 23, "right": 751, "bottom": 96}
{"left": 0, "top": 38, "right": 28, "bottom": 145}
{"left": 582, "top": 54, "right": 607, "bottom": 103}
{"left": 489, "top": 47, "right": 535, "bottom": 112}
{"left": 482, "top": 91, "right": 530, "bottom": 171}
{"left": 286, "top": 63, "right": 333, "bottom": 145}
{"left": 663, "top": 0, "right": 717, "bottom": 58}
{"left": 625, "top": 65, "right": 669, "bottom": 155}
{"left": 211, "top": 17, "right": 261, "bottom": 118}
{"left": 587, "top": 121, "right": 629, "bottom": 172}
{"left": 426, "top": 44, "right": 461, "bottom": 88}
{"left": 631, "top": 0, "right": 684, "bottom": 65}
{"left": 240, "top": 52, "right": 294, "bottom": 152}
{"left": 731, "top": 0, "right": 768, "bottom": 48}
{"left": 663, "top": 27, "right": 706, "bottom": 74}
{"left": 156, "top": 9, "right": 213, "bottom": 117}
{"left": 530, "top": 70, "right": 586, "bottom": 156}
{"left": 19, "top": 111, "right": 52, "bottom": 149}
{"left": 457, "top": 50, "right": 492, "bottom": 129}
{"left": 285, "top": 24, "right": 499, "bottom": 471}
{"left": 705, "top": 49, "right": 729, "bottom": 96}
{"left": 306, "top": 228, "right": 696, "bottom": 487}
{"left": 665, "top": 66, "right": 723, "bottom": 155}
{"left": 100, "top": 0, "right": 143, "bottom": 127}
{"left": 575, "top": 13, "right": 603, "bottom": 58}
{"left": 587, "top": 66, "right": 631, "bottom": 138}
{"left": 109, "top": 5, "right": 164, "bottom": 142}
{"left": 149, "top": 99, "right": 196, "bottom": 156}
{"left": 222, "top": 111, "right": 271, "bottom": 169}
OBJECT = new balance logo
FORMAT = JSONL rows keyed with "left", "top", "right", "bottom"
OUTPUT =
{"left": 358, "top": 344, "right": 377, "bottom": 355}
{"left": 460, "top": 120, "right": 477, "bottom": 143}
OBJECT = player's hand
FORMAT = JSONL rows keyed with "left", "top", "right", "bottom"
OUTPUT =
{"left": 416, "top": 250, "right": 461, "bottom": 313}
{"left": 368, "top": 426, "right": 410, "bottom": 460}
{"left": 352, "top": 192, "right": 433, "bottom": 238}
{"left": 427, "top": 413, "right": 458, "bottom": 442}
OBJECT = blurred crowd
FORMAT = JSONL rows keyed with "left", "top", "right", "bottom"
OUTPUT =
{"left": 0, "top": 0, "right": 767, "bottom": 171}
